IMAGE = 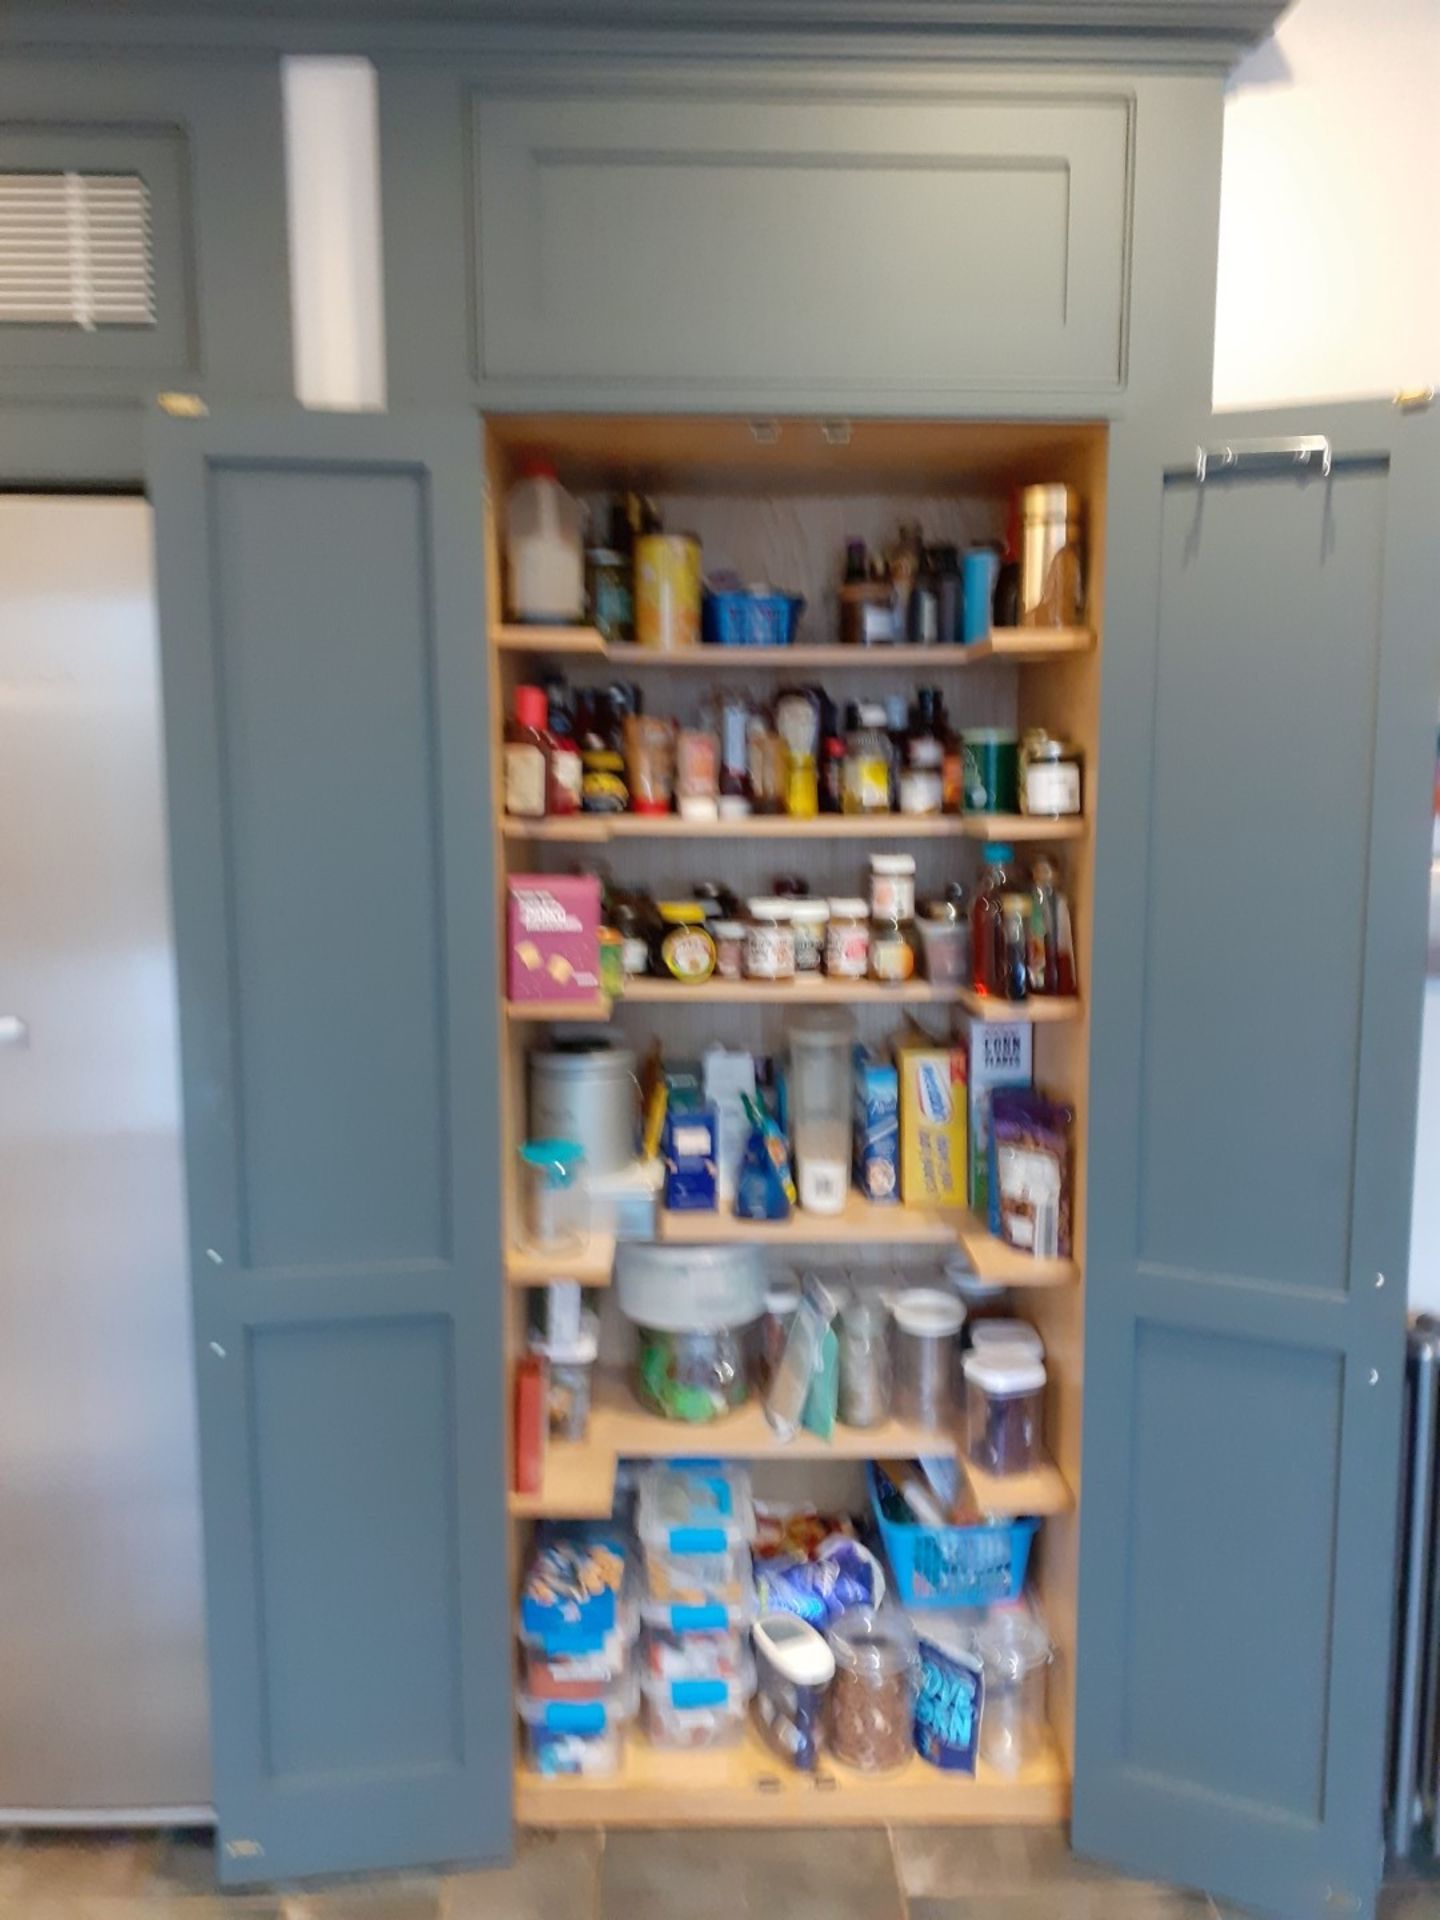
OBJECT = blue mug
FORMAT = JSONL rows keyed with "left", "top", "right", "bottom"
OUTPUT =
{"left": 962, "top": 549, "right": 998, "bottom": 644}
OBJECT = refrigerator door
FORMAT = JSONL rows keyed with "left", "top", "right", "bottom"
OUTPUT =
{"left": 0, "top": 495, "right": 210, "bottom": 1817}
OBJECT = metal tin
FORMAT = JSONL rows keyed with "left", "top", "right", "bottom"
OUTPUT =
{"left": 1019, "top": 484, "right": 1083, "bottom": 628}
{"left": 635, "top": 533, "right": 702, "bottom": 650}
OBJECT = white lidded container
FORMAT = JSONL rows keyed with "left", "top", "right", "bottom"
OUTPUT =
{"left": 789, "top": 1008, "right": 856, "bottom": 1215}
{"left": 969, "top": 1318, "right": 1045, "bottom": 1362}
{"left": 891, "top": 1287, "right": 966, "bottom": 1429}
{"left": 962, "top": 1350, "right": 1047, "bottom": 1476}
{"left": 507, "top": 458, "right": 585, "bottom": 624}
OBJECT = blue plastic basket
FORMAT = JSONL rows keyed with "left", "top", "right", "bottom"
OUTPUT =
{"left": 702, "top": 588, "right": 804, "bottom": 648}
{"left": 866, "top": 1463, "right": 1039, "bottom": 1609}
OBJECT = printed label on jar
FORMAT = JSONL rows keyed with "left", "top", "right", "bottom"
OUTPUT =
{"left": 792, "top": 921, "right": 825, "bottom": 972}
{"left": 826, "top": 923, "right": 870, "bottom": 978}
{"left": 1023, "top": 762, "right": 1081, "bottom": 816}
{"left": 745, "top": 923, "right": 796, "bottom": 980}
{"left": 870, "top": 933, "right": 916, "bottom": 982}
{"left": 899, "top": 769, "right": 943, "bottom": 816}
{"left": 871, "top": 874, "right": 916, "bottom": 921}
{"left": 504, "top": 742, "right": 547, "bottom": 817}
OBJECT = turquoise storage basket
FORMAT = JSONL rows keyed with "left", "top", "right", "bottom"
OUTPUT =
{"left": 866, "top": 1462, "right": 1039, "bottom": 1609}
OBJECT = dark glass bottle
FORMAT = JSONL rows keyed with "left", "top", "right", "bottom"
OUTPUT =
{"left": 970, "top": 842, "right": 1017, "bottom": 996}
{"left": 932, "top": 544, "right": 963, "bottom": 646}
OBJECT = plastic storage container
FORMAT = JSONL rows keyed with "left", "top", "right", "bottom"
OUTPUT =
{"left": 618, "top": 1245, "right": 766, "bottom": 1422}
{"left": 867, "top": 1463, "right": 1038, "bottom": 1608}
{"left": 529, "top": 1309, "right": 600, "bottom": 1440}
{"left": 891, "top": 1289, "right": 965, "bottom": 1428}
{"left": 963, "top": 1351, "right": 1046, "bottom": 1475}
{"left": 969, "top": 1319, "right": 1045, "bottom": 1362}
{"left": 753, "top": 1612, "right": 835, "bottom": 1771}
{"left": 519, "top": 1674, "right": 637, "bottom": 1776}
{"left": 520, "top": 1578, "right": 640, "bottom": 1700}
{"left": 507, "top": 460, "right": 585, "bottom": 624}
{"left": 974, "top": 1611, "right": 1053, "bottom": 1772}
{"left": 702, "top": 587, "right": 804, "bottom": 648}
{"left": 641, "top": 1658, "right": 757, "bottom": 1749}
{"left": 917, "top": 914, "right": 970, "bottom": 986}
{"left": 637, "top": 1462, "right": 756, "bottom": 1607}
{"left": 789, "top": 1011, "right": 855, "bottom": 1215}
{"left": 826, "top": 1606, "right": 919, "bottom": 1773}
{"left": 641, "top": 1594, "right": 754, "bottom": 1682}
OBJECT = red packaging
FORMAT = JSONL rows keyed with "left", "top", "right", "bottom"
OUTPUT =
{"left": 507, "top": 873, "right": 601, "bottom": 1002}
{"left": 513, "top": 1356, "right": 546, "bottom": 1495}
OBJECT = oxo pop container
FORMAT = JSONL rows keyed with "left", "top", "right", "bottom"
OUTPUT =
{"left": 518, "top": 1672, "right": 637, "bottom": 1777}
{"left": 963, "top": 1350, "right": 1046, "bottom": 1476}
{"left": 641, "top": 1657, "right": 757, "bottom": 1749}
{"left": 640, "top": 1592, "right": 755, "bottom": 1682}
{"left": 636, "top": 1462, "right": 756, "bottom": 1607}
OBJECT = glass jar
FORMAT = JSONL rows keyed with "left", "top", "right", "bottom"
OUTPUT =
{"left": 869, "top": 913, "right": 918, "bottom": 984}
{"left": 961, "top": 727, "right": 1020, "bottom": 815}
{"left": 891, "top": 1288, "right": 965, "bottom": 1428}
{"left": 826, "top": 1607, "right": 919, "bottom": 1773}
{"left": 744, "top": 898, "right": 796, "bottom": 982}
{"left": 842, "top": 703, "right": 893, "bottom": 815}
{"left": 1020, "top": 730, "right": 1083, "bottom": 818}
{"left": 611, "top": 897, "right": 654, "bottom": 981}
{"left": 712, "top": 918, "right": 746, "bottom": 981}
{"left": 916, "top": 893, "right": 970, "bottom": 986}
{"left": 586, "top": 546, "right": 632, "bottom": 644}
{"left": 751, "top": 1274, "right": 801, "bottom": 1398}
{"left": 789, "top": 900, "right": 830, "bottom": 975}
{"left": 634, "top": 1325, "right": 750, "bottom": 1422}
{"left": 869, "top": 852, "right": 916, "bottom": 922}
{"left": 652, "top": 902, "right": 717, "bottom": 984}
{"left": 825, "top": 898, "right": 870, "bottom": 979}
{"left": 838, "top": 1293, "right": 893, "bottom": 1429}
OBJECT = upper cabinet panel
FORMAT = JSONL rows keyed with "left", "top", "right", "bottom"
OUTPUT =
{"left": 472, "top": 88, "right": 1133, "bottom": 397}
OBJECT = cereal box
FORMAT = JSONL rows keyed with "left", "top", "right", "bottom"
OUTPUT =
{"left": 506, "top": 874, "right": 601, "bottom": 1002}
{"left": 898, "top": 1042, "right": 968, "bottom": 1208}
{"left": 962, "top": 1017, "right": 1033, "bottom": 1213}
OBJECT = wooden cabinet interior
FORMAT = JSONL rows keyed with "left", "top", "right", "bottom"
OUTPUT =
{"left": 484, "top": 412, "right": 1104, "bottom": 1826}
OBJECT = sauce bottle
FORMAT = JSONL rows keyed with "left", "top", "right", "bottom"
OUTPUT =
{"left": 543, "top": 679, "right": 583, "bottom": 815}
{"left": 970, "top": 842, "right": 1017, "bottom": 996}
{"left": 504, "top": 684, "right": 551, "bottom": 818}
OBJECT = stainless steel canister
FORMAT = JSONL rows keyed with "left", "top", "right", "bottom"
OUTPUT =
{"left": 1018, "top": 483, "right": 1083, "bottom": 628}
{"left": 528, "top": 1037, "right": 638, "bottom": 1176}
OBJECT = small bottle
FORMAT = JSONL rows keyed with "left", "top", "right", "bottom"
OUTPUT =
{"left": 970, "top": 843, "right": 1017, "bottom": 996}
{"left": 819, "top": 692, "right": 847, "bottom": 814}
{"left": 993, "top": 499, "right": 1021, "bottom": 629}
{"left": 900, "top": 688, "right": 945, "bottom": 816}
{"left": 843, "top": 538, "right": 869, "bottom": 584}
{"left": 504, "top": 684, "right": 551, "bottom": 819}
{"left": 1002, "top": 893, "right": 1030, "bottom": 1001}
{"left": 909, "top": 546, "right": 941, "bottom": 645}
{"left": 717, "top": 691, "right": 754, "bottom": 818}
{"left": 932, "top": 544, "right": 963, "bottom": 646}
{"left": 544, "top": 682, "right": 583, "bottom": 816}
{"left": 938, "top": 690, "right": 964, "bottom": 813}
{"left": 843, "top": 703, "right": 893, "bottom": 815}
{"left": 884, "top": 694, "right": 909, "bottom": 811}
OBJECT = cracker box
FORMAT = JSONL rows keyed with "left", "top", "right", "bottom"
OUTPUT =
{"left": 852, "top": 1046, "right": 899, "bottom": 1203}
{"left": 506, "top": 873, "right": 601, "bottom": 1002}
{"left": 898, "top": 1042, "right": 968, "bottom": 1208}
{"left": 962, "top": 1016, "right": 1033, "bottom": 1213}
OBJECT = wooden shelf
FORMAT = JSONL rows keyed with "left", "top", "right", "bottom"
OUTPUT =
{"left": 507, "top": 1370, "right": 1071, "bottom": 1520}
{"left": 620, "top": 977, "right": 971, "bottom": 1007}
{"left": 504, "top": 996, "right": 612, "bottom": 1022}
{"left": 954, "top": 987, "right": 1082, "bottom": 1024}
{"left": 516, "top": 1721, "right": 1069, "bottom": 1827}
{"left": 492, "top": 628, "right": 1094, "bottom": 669}
{"left": 502, "top": 811, "right": 1084, "bottom": 843}
{"left": 504, "top": 1232, "right": 617, "bottom": 1287}
{"left": 655, "top": 1192, "right": 1077, "bottom": 1286}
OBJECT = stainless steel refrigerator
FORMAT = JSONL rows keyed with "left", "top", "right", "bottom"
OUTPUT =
{"left": 0, "top": 494, "right": 210, "bottom": 1820}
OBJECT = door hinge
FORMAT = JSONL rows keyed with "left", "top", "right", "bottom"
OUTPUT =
{"left": 1394, "top": 386, "right": 1435, "bottom": 412}
{"left": 156, "top": 391, "right": 209, "bottom": 420}
{"left": 223, "top": 1837, "right": 264, "bottom": 1859}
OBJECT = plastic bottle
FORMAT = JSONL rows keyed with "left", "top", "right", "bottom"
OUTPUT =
{"left": 544, "top": 682, "right": 583, "bottom": 816}
{"left": 970, "top": 843, "right": 1017, "bottom": 996}
{"left": 508, "top": 458, "right": 584, "bottom": 624}
{"left": 505, "top": 685, "right": 552, "bottom": 819}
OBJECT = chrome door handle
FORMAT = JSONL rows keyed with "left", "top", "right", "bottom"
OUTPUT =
{"left": 0, "top": 1015, "right": 31, "bottom": 1048}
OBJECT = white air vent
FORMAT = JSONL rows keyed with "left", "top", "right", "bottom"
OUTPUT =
{"left": 0, "top": 171, "right": 155, "bottom": 329}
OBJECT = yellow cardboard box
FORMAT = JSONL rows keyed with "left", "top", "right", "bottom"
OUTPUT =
{"left": 898, "top": 1041, "right": 969, "bottom": 1208}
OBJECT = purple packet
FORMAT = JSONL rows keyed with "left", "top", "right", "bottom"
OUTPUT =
{"left": 755, "top": 1536, "right": 884, "bottom": 1628}
{"left": 987, "top": 1088, "right": 1073, "bottom": 1259}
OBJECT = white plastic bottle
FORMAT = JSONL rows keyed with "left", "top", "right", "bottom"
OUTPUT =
{"left": 507, "top": 458, "right": 584, "bottom": 624}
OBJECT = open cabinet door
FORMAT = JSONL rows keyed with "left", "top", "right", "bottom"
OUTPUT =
{"left": 1074, "top": 400, "right": 1440, "bottom": 1920}
{"left": 145, "top": 410, "right": 510, "bottom": 1884}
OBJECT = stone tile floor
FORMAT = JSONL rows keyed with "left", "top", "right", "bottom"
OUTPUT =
{"left": 0, "top": 1827, "right": 1435, "bottom": 1920}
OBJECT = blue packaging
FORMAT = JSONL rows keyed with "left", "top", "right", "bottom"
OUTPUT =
{"left": 663, "top": 1103, "right": 718, "bottom": 1212}
{"left": 852, "top": 1046, "right": 899, "bottom": 1202}
{"left": 962, "top": 549, "right": 998, "bottom": 643}
{"left": 913, "top": 1618, "right": 984, "bottom": 1772}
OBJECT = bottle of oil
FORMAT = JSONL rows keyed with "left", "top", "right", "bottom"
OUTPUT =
{"left": 970, "top": 843, "right": 1017, "bottom": 996}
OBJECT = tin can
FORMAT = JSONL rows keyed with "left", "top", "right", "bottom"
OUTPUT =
{"left": 961, "top": 728, "right": 1019, "bottom": 815}
{"left": 635, "top": 533, "right": 701, "bottom": 650}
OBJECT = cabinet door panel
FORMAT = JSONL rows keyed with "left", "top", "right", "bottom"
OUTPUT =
{"left": 1076, "top": 405, "right": 1440, "bottom": 1920}
{"left": 473, "top": 89, "right": 1131, "bottom": 394}
{"left": 147, "top": 411, "right": 509, "bottom": 1885}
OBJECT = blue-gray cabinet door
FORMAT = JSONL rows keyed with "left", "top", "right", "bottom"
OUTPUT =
{"left": 1075, "top": 402, "right": 1440, "bottom": 1920}
{"left": 145, "top": 410, "right": 510, "bottom": 1886}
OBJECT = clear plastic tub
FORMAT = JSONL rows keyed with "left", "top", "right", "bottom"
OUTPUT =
{"left": 641, "top": 1656, "right": 756, "bottom": 1749}
{"left": 518, "top": 1672, "right": 637, "bottom": 1776}
{"left": 519, "top": 1583, "right": 640, "bottom": 1700}
{"left": 974, "top": 1612, "right": 1052, "bottom": 1773}
{"left": 963, "top": 1351, "right": 1046, "bottom": 1475}
{"left": 917, "top": 916, "right": 970, "bottom": 985}
{"left": 637, "top": 1463, "right": 756, "bottom": 1607}
{"left": 968, "top": 1319, "right": 1045, "bottom": 1363}
{"left": 826, "top": 1605, "right": 919, "bottom": 1773}
{"left": 891, "top": 1289, "right": 966, "bottom": 1429}
{"left": 640, "top": 1593, "right": 755, "bottom": 1682}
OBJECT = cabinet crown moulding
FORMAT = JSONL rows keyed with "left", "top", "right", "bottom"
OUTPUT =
{"left": 3, "top": 0, "right": 1290, "bottom": 63}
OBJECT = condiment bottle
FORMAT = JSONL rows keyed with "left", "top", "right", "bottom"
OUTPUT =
{"left": 1029, "top": 856, "right": 1079, "bottom": 997}
{"left": 544, "top": 684, "right": 583, "bottom": 815}
{"left": 775, "top": 688, "right": 821, "bottom": 820}
{"left": 1002, "top": 893, "right": 1030, "bottom": 1001}
{"left": 937, "top": 690, "right": 964, "bottom": 813}
{"left": 717, "top": 691, "right": 754, "bottom": 818}
{"left": 819, "top": 692, "right": 846, "bottom": 814}
{"left": 884, "top": 695, "right": 909, "bottom": 810}
{"left": 909, "top": 546, "right": 941, "bottom": 645}
{"left": 842, "top": 703, "right": 893, "bottom": 815}
{"left": 504, "top": 684, "right": 551, "bottom": 819}
{"left": 579, "top": 688, "right": 630, "bottom": 814}
{"left": 970, "top": 842, "right": 1017, "bottom": 996}
{"left": 900, "top": 688, "right": 945, "bottom": 816}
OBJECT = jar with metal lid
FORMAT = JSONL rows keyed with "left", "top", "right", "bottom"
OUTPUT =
{"left": 586, "top": 546, "right": 632, "bottom": 644}
{"left": 1019, "top": 483, "right": 1083, "bottom": 629}
{"left": 825, "top": 898, "right": 870, "bottom": 979}
{"left": 712, "top": 919, "right": 746, "bottom": 981}
{"left": 789, "top": 900, "right": 830, "bottom": 974}
{"left": 744, "top": 898, "right": 796, "bottom": 982}
{"left": 652, "top": 902, "right": 717, "bottom": 984}
{"left": 869, "top": 853, "right": 916, "bottom": 922}
{"left": 842, "top": 703, "right": 893, "bottom": 815}
{"left": 838, "top": 1293, "right": 893, "bottom": 1429}
{"left": 1020, "top": 730, "right": 1083, "bottom": 818}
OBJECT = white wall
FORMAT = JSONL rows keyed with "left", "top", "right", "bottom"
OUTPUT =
{"left": 1214, "top": 0, "right": 1440, "bottom": 409}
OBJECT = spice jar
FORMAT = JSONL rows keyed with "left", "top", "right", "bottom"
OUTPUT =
{"left": 837, "top": 1293, "right": 893, "bottom": 1429}
{"left": 827, "top": 1607, "right": 919, "bottom": 1773}
{"left": 842, "top": 703, "right": 893, "bottom": 814}
{"left": 825, "top": 898, "right": 870, "bottom": 979}
{"left": 869, "top": 853, "right": 919, "bottom": 984}
{"left": 1020, "top": 730, "right": 1083, "bottom": 818}
{"left": 744, "top": 898, "right": 796, "bottom": 983}
{"left": 789, "top": 900, "right": 829, "bottom": 975}
{"left": 712, "top": 918, "right": 745, "bottom": 981}
{"left": 611, "top": 897, "right": 654, "bottom": 981}
{"left": 962, "top": 1349, "right": 1046, "bottom": 1475}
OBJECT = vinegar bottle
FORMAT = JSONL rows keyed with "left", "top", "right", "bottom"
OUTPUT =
{"left": 970, "top": 843, "right": 1016, "bottom": 996}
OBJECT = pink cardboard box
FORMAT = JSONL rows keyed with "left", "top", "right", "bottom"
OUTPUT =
{"left": 507, "top": 873, "right": 601, "bottom": 1002}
